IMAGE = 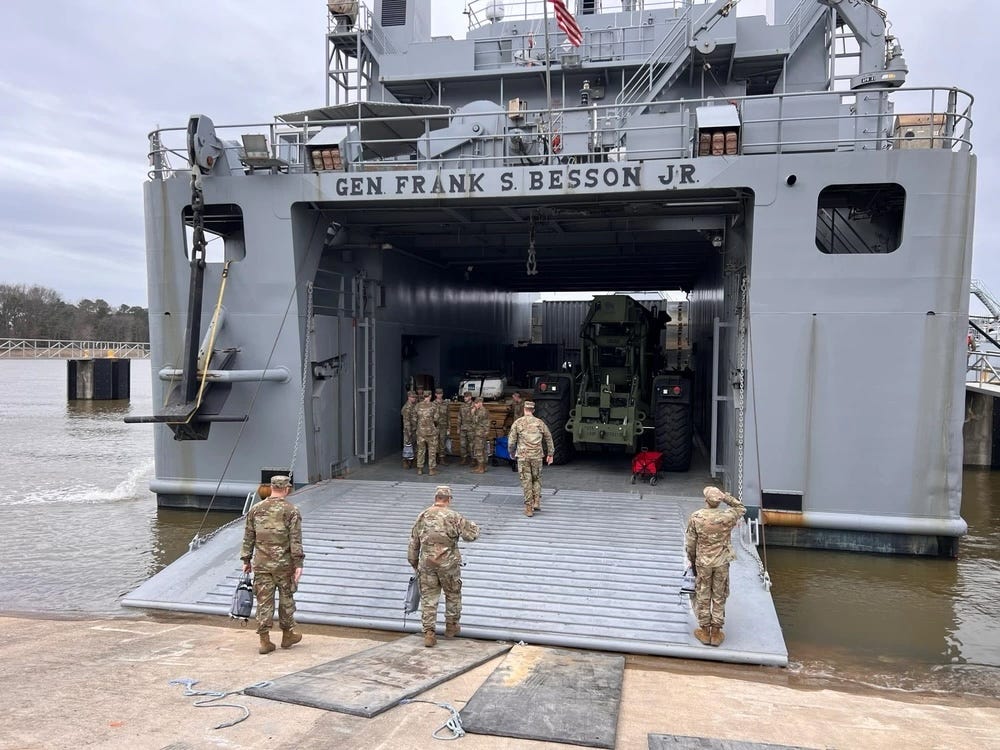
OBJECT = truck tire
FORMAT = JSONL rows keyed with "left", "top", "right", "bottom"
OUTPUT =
{"left": 535, "top": 398, "right": 573, "bottom": 465}
{"left": 654, "top": 401, "right": 692, "bottom": 471}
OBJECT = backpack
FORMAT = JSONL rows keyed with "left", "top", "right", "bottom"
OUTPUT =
{"left": 230, "top": 573, "right": 254, "bottom": 622}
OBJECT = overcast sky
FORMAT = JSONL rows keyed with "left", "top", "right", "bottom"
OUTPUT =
{"left": 1, "top": 0, "right": 996, "bottom": 310}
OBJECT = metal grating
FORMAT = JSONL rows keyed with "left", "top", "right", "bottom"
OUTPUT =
{"left": 123, "top": 479, "right": 786, "bottom": 666}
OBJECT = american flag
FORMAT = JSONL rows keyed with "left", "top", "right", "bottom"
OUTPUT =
{"left": 547, "top": 0, "right": 583, "bottom": 47}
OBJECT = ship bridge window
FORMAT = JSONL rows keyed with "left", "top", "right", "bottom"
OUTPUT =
{"left": 182, "top": 203, "right": 246, "bottom": 264}
{"left": 815, "top": 183, "right": 905, "bottom": 254}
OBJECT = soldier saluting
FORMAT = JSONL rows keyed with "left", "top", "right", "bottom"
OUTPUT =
{"left": 507, "top": 400, "right": 554, "bottom": 517}
{"left": 685, "top": 486, "right": 746, "bottom": 647}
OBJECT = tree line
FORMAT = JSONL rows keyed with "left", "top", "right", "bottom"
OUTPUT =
{"left": 0, "top": 284, "right": 149, "bottom": 342}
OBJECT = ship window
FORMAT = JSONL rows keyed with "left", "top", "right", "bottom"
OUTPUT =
{"left": 182, "top": 203, "right": 246, "bottom": 264}
{"left": 815, "top": 183, "right": 904, "bottom": 254}
{"left": 381, "top": 0, "right": 406, "bottom": 27}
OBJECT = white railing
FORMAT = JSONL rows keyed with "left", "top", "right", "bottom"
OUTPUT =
{"left": 0, "top": 338, "right": 150, "bottom": 359}
{"left": 146, "top": 85, "right": 974, "bottom": 179}
{"left": 465, "top": 0, "right": 717, "bottom": 30}
{"left": 967, "top": 350, "right": 1000, "bottom": 386}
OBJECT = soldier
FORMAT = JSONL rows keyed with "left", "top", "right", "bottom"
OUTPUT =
{"left": 504, "top": 391, "right": 525, "bottom": 429}
{"left": 240, "top": 475, "right": 304, "bottom": 654}
{"left": 469, "top": 396, "right": 491, "bottom": 474}
{"left": 457, "top": 391, "right": 475, "bottom": 465}
{"left": 407, "top": 485, "right": 480, "bottom": 647}
{"left": 434, "top": 388, "right": 450, "bottom": 465}
{"left": 400, "top": 391, "right": 417, "bottom": 469}
{"left": 684, "top": 486, "right": 746, "bottom": 647}
{"left": 414, "top": 391, "right": 439, "bottom": 475}
{"left": 507, "top": 400, "right": 554, "bottom": 517}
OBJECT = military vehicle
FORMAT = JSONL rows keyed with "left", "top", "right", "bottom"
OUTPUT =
{"left": 533, "top": 294, "right": 692, "bottom": 469}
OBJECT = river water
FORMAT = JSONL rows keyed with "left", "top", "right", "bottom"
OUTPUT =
{"left": 1, "top": 359, "right": 998, "bottom": 697}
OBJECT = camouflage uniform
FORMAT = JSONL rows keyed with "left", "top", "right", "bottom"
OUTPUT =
{"left": 434, "top": 389, "right": 450, "bottom": 462}
{"left": 684, "top": 487, "right": 746, "bottom": 644}
{"left": 407, "top": 487, "right": 480, "bottom": 638}
{"left": 240, "top": 487, "right": 305, "bottom": 636}
{"left": 415, "top": 395, "right": 439, "bottom": 474}
{"left": 400, "top": 392, "right": 417, "bottom": 468}
{"left": 457, "top": 394, "right": 474, "bottom": 464}
{"left": 469, "top": 399, "right": 491, "bottom": 472}
{"left": 508, "top": 407, "right": 554, "bottom": 515}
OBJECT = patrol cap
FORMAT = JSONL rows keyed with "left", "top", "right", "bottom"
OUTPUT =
{"left": 435, "top": 387, "right": 444, "bottom": 395}
{"left": 703, "top": 486, "right": 724, "bottom": 506}
{"left": 423, "top": 391, "right": 432, "bottom": 398}
{"left": 407, "top": 390, "right": 417, "bottom": 397}
{"left": 474, "top": 396, "right": 484, "bottom": 404}
{"left": 523, "top": 400, "right": 536, "bottom": 409}
{"left": 435, "top": 485, "right": 453, "bottom": 498}
{"left": 463, "top": 391, "right": 473, "bottom": 398}
{"left": 270, "top": 475, "right": 292, "bottom": 489}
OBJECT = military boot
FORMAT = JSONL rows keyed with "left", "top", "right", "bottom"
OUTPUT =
{"left": 423, "top": 631, "right": 437, "bottom": 648}
{"left": 693, "top": 627, "right": 712, "bottom": 645}
{"left": 710, "top": 627, "right": 725, "bottom": 647}
{"left": 524, "top": 505, "right": 534, "bottom": 517}
{"left": 403, "top": 458, "right": 409, "bottom": 469}
{"left": 461, "top": 456, "right": 470, "bottom": 466}
{"left": 258, "top": 632, "right": 276, "bottom": 654}
{"left": 532, "top": 496, "right": 541, "bottom": 512}
{"left": 444, "top": 620, "right": 460, "bottom": 638}
{"left": 471, "top": 462, "right": 484, "bottom": 474}
{"left": 417, "top": 467, "right": 423, "bottom": 475}
{"left": 281, "top": 628, "right": 303, "bottom": 649}
{"left": 429, "top": 467, "right": 438, "bottom": 476}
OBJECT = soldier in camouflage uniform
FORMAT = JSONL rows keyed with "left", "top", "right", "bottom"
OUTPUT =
{"left": 400, "top": 391, "right": 418, "bottom": 469}
{"left": 407, "top": 485, "right": 480, "bottom": 647}
{"left": 504, "top": 391, "right": 525, "bottom": 429}
{"left": 469, "top": 396, "right": 490, "bottom": 474}
{"left": 457, "top": 391, "right": 474, "bottom": 465}
{"left": 414, "top": 391, "right": 439, "bottom": 475}
{"left": 434, "top": 388, "right": 450, "bottom": 465}
{"left": 240, "top": 475, "right": 305, "bottom": 654}
{"left": 507, "top": 400, "right": 554, "bottom": 517}
{"left": 684, "top": 486, "right": 746, "bottom": 647}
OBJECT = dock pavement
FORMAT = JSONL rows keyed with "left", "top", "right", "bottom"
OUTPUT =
{"left": 2, "top": 612, "right": 997, "bottom": 750}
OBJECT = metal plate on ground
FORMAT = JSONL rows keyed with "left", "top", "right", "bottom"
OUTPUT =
{"left": 244, "top": 635, "right": 511, "bottom": 718}
{"left": 648, "top": 735, "right": 808, "bottom": 749}
{"left": 460, "top": 645, "right": 625, "bottom": 749}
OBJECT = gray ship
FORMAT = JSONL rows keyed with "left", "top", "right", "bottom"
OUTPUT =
{"left": 131, "top": 0, "right": 975, "bottom": 560}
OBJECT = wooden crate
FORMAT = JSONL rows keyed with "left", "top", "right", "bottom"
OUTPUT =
{"left": 444, "top": 401, "right": 510, "bottom": 454}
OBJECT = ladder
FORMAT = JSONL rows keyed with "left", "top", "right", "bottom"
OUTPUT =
{"left": 353, "top": 273, "right": 376, "bottom": 463}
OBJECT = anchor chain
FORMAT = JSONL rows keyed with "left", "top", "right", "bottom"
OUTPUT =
{"left": 526, "top": 219, "right": 538, "bottom": 276}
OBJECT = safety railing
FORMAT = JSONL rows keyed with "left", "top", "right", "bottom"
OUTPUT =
{"left": 968, "top": 350, "right": 1000, "bottom": 386}
{"left": 465, "top": 0, "right": 717, "bottom": 31}
{"left": 146, "top": 85, "right": 973, "bottom": 179}
{"left": 0, "top": 338, "right": 150, "bottom": 359}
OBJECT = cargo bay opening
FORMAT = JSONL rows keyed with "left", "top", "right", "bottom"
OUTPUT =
{"left": 291, "top": 188, "right": 753, "bottom": 493}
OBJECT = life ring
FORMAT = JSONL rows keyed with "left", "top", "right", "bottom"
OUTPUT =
{"left": 551, "top": 134, "right": 563, "bottom": 153}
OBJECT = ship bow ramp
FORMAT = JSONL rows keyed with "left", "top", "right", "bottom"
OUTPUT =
{"left": 123, "top": 479, "right": 787, "bottom": 667}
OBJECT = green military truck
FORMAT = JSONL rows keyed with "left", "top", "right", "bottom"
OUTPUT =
{"left": 532, "top": 295, "right": 693, "bottom": 471}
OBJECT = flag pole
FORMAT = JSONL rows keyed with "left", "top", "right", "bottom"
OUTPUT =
{"left": 542, "top": 0, "right": 555, "bottom": 163}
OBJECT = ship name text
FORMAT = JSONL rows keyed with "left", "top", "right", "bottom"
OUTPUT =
{"left": 323, "top": 163, "right": 699, "bottom": 198}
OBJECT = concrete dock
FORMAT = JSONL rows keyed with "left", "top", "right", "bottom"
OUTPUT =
{"left": 3, "top": 612, "right": 997, "bottom": 750}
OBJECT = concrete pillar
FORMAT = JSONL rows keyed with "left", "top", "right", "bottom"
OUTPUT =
{"left": 962, "top": 390, "right": 994, "bottom": 467}
{"left": 67, "top": 359, "right": 131, "bottom": 400}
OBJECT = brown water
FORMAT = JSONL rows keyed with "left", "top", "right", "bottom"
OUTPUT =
{"left": 1, "top": 359, "right": 998, "bottom": 697}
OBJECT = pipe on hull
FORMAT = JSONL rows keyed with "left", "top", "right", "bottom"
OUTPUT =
{"left": 157, "top": 367, "right": 290, "bottom": 383}
{"left": 762, "top": 509, "right": 968, "bottom": 537}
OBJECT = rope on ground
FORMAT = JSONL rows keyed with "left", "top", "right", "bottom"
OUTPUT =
{"left": 399, "top": 698, "right": 466, "bottom": 740}
{"left": 169, "top": 677, "right": 272, "bottom": 730}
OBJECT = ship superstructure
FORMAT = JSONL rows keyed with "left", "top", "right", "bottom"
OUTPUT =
{"left": 133, "top": 0, "right": 976, "bottom": 556}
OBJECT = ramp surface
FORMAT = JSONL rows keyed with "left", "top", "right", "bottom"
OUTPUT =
{"left": 123, "top": 478, "right": 786, "bottom": 666}
{"left": 244, "top": 634, "right": 510, "bottom": 717}
{"left": 648, "top": 736, "right": 808, "bottom": 749}
{"left": 461, "top": 645, "right": 625, "bottom": 749}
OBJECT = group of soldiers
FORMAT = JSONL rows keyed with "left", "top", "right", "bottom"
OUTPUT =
{"left": 400, "top": 388, "right": 528, "bottom": 476}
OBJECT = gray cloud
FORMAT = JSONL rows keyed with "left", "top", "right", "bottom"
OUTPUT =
{"left": 1, "top": 0, "right": 995, "bottom": 309}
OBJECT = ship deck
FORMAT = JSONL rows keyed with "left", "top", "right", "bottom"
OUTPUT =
{"left": 123, "top": 455, "right": 787, "bottom": 667}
